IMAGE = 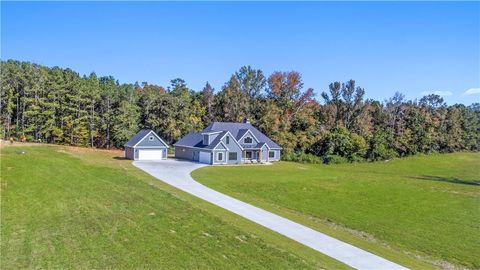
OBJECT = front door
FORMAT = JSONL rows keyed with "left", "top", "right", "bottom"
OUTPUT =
{"left": 245, "top": 151, "right": 252, "bottom": 159}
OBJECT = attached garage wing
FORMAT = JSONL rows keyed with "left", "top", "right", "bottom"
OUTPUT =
{"left": 138, "top": 149, "right": 164, "bottom": 160}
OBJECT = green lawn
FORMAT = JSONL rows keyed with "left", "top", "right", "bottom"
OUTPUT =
{"left": 1, "top": 144, "right": 349, "bottom": 269}
{"left": 193, "top": 153, "right": 480, "bottom": 269}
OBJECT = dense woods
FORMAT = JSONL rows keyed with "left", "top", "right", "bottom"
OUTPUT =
{"left": 1, "top": 59, "right": 479, "bottom": 163}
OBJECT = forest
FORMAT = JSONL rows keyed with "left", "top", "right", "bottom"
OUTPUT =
{"left": 1, "top": 59, "right": 479, "bottom": 163}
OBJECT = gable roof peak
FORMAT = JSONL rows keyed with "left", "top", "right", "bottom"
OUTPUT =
{"left": 124, "top": 129, "right": 169, "bottom": 148}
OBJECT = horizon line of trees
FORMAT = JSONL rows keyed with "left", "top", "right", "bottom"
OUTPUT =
{"left": 1, "top": 59, "right": 479, "bottom": 163}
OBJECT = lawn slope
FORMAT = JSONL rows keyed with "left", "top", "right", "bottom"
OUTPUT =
{"left": 1, "top": 144, "right": 348, "bottom": 269}
{"left": 193, "top": 153, "right": 480, "bottom": 269}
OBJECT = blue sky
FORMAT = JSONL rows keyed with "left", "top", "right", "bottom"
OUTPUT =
{"left": 2, "top": 1, "right": 479, "bottom": 104}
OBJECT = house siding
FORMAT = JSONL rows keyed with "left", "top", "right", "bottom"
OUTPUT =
{"left": 221, "top": 134, "right": 242, "bottom": 164}
{"left": 268, "top": 150, "right": 281, "bottom": 161}
{"left": 136, "top": 133, "right": 168, "bottom": 147}
{"left": 203, "top": 133, "right": 221, "bottom": 145}
{"left": 175, "top": 146, "right": 198, "bottom": 160}
{"left": 213, "top": 150, "right": 227, "bottom": 164}
{"left": 214, "top": 143, "right": 227, "bottom": 150}
{"left": 239, "top": 130, "right": 259, "bottom": 146}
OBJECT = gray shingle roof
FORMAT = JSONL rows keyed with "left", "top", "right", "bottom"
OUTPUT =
{"left": 176, "top": 122, "right": 281, "bottom": 149}
{"left": 205, "top": 131, "right": 228, "bottom": 149}
{"left": 174, "top": 132, "right": 204, "bottom": 148}
{"left": 124, "top": 129, "right": 152, "bottom": 147}
{"left": 174, "top": 130, "right": 229, "bottom": 150}
{"left": 205, "top": 122, "right": 281, "bottom": 149}
{"left": 236, "top": 129, "right": 249, "bottom": 141}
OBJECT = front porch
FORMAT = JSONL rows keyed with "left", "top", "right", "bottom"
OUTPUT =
{"left": 241, "top": 149, "right": 271, "bottom": 163}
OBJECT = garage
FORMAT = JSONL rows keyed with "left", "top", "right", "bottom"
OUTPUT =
{"left": 124, "top": 129, "right": 169, "bottom": 160}
{"left": 138, "top": 149, "right": 164, "bottom": 160}
{"left": 199, "top": 151, "right": 211, "bottom": 164}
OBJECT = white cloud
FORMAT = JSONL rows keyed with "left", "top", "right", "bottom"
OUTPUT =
{"left": 462, "top": 88, "right": 480, "bottom": 96}
{"left": 421, "top": 90, "right": 453, "bottom": 97}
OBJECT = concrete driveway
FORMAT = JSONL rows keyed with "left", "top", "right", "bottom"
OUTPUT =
{"left": 134, "top": 159, "right": 407, "bottom": 270}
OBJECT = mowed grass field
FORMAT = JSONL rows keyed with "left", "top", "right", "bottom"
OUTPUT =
{"left": 193, "top": 153, "right": 480, "bottom": 269}
{"left": 1, "top": 144, "right": 351, "bottom": 269}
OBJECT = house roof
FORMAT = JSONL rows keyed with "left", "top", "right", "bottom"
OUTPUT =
{"left": 236, "top": 129, "right": 249, "bottom": 141}
{"left": 204, "top": 122, "right": 281, "bottom": 149}
{"left": 124, "top": 129, "right": 169, "bottom": 148}
{"left": 204, "top": 131, "right": 228, "bottom": 150}
{"left": 182, "top": 122, "right": 281, "bottom": 149}
{"left": 174, "top": 130, "right": 230, "bottom": 150}
{"left": 174, "top": 132, "right": 204, "bottom": 148}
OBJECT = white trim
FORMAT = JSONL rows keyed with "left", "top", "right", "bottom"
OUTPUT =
{"left": 209, "top": 131, "right": 243, "bottom": 151}
{"left": 222, "top": 131, "right": 244, "bottom": 150}
{"left": 214, "top": 141, "right": 230, "bottom": 151}
{"left": 217, "top": 152, "right": 224, "bottom": 162}
{"left": 135, "top": 146, "right": 168, "bottom": 149}
{"left": 137, "top": 148, "right": 165, "bottom": 160}
{"left": 173, "top": 145, "right": 213, "bottom": 151}
{"left": 201, "top": 130, "right": 223, "bottom": 135}
{"left": 133, "top": 130, "right": 170, "bottom": 148}
{"left": 213, "top": 150, "right": 228, "bottom": 165}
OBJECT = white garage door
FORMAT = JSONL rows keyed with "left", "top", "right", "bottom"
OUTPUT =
{"left": 138, "top": 149, "right": 163, "bottom": 160}
{"left": 199, "top": 151, "right": 211, "bottom": 164}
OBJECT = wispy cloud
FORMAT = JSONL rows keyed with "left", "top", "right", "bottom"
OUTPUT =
{"left": 421, "top": 90, "right": 453, "bottom": 97}
{"left": 462, "top": 88, "right": 480, "bottom": 96}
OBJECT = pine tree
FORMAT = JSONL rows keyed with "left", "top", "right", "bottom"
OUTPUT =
{"left": 113, "top": 100, "right": 140, "bottom": 147}
{"left": 201, "top": 82, "right": 215, "bottom": 124}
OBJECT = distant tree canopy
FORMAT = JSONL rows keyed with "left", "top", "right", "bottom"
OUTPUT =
{"left": 1, "top": 59, "right": 479, "bottom": 163}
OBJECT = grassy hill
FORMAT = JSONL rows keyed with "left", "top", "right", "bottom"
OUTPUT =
{"left": 0, "top": 144, "right": 349, "bottom": 269}
{"left": 193, "top": 153, "right": 480, "bottom": 269}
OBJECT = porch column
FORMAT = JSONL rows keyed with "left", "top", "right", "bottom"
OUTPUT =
{"left": 258, "top": 149, "right": 262, "bottom": 163}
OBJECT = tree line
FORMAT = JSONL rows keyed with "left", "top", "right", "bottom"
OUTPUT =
{"left": 1, "top": 59, "right": 478, "bottom": 163}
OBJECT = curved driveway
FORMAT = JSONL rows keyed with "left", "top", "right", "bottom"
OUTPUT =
{"left": 134, "top": 159, "right": 407, "bottom": 270}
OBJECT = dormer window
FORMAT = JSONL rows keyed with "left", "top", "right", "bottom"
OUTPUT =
{"left": 226, "top": 136, "right": 230, "bottom": 144}
{"left": 244, "top": 137, "right": 252, "bottom": 144}
{"left": 149, "top": 136, "right": 154, "bottom": 141}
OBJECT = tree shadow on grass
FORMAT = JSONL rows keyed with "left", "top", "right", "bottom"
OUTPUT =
{"left": 113, "top": 156, "right": 127, "bottom": 160}
{"left": 410, "top": 175, "right": 480, "bottom": 186}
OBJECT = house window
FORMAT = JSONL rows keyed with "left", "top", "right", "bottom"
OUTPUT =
{"left": 226, "top": 136, "right": 230, "bottom": 144}
{"left": 149, "top": 136, "right": 154, "bottom": 141}
{"left": 244, "top": 137, "right": 252, "bottom": 144}
{"left": 269, "top": 151, "right": 275, "bottom": 158}
{"left": 217, "top": 152, "right": 223, "bottom": 161}
{"left": 228, "top": 152, "right": 237, "bottom": 160}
